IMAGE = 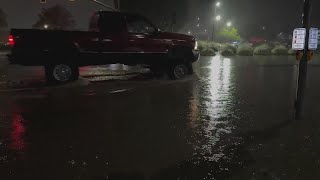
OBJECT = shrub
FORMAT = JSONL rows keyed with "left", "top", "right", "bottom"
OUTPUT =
{"left": 271, "top": 45, "right": 288, "bottom": 55}
{"left": 288, "top": 49, "right": 296, "bottom": 56}
{"left": 253, "top": 43, "right": 271, "bottom": 55}
{"left": 198, "top": 41, "right": 207, "bottom": 52}
{"left": 198, "top": 41, "right": 219, "bottom": 52}
{"left": 221, "top": 47, "right": 235, "bottom": 56}
{"left": 200, "top": 48, "right": 216, "bottom": 56}
{"left": 207, "top": 42, "right": 220, "bottom": 52}
{"left": 237, "top": 43, "right": 253, "bottom": 56}
{"left": 222, "top": 44, "right": 237, "bottom": 54}
{"left": 198, "top": 41, "right": 217, "bottom": 56}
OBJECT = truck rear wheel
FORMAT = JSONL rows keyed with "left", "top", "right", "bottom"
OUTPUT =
{"left": 45, "top": 64, "right": 79, "bottom": 84}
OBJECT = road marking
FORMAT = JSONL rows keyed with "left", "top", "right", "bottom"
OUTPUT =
{"left": 109, "top": 89, "right": 131, "bottom": 94}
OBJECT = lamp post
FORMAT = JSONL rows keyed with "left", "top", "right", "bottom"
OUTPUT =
{"left": 211, "top": 1, "right": 221, "bottom": 41}
{"left": 295, "top": 0, "right": 312, "bottom": 119}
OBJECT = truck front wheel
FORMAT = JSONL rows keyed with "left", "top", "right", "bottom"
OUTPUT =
{"left": 45, "top": 64, "right": 79, "bottom": 84}
{"left": 167, "top": 63, "right": 189, "bottom": 80}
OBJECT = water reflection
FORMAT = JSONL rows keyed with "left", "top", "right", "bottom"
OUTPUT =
{"left": 9, "top": 114, "right": 27, "bottom": 153}
{"left": 190, "top": 55, "right": 234, "bottom": 162}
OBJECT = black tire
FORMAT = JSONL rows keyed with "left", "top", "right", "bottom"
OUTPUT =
{"left": 167, "top": 63, "right": 189, "bottom": 80}
{"left": 186, "top": 62, "right": 194, "bottom": 75}
{"left": 45, "top": 63, "right": 79, "bottom": 84}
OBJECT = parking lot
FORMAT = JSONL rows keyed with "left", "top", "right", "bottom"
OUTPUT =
{"left": 2, "top": 54, "right": 320, "bottom": 179}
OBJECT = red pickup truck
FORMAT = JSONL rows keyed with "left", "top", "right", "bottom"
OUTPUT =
{"left": 8, "top": 11, "right": 200, "bottom": 83}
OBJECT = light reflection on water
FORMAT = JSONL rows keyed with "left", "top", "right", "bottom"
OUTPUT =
{"left": 189, "top": 55, "right": 234, "bottom": 162}
{"left": 9, "top": 114, "right": 27, "bottom": 153}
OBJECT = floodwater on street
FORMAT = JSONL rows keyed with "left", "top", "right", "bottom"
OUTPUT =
{"left": 2, "top": 54, "right": 320, "bottom": 179}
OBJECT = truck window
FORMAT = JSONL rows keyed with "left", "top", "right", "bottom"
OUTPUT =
{"left": 126, "top": 15, "right": 156, "bottom": 34}
{"left": 99, "top": 13, "right": 123, "bottom": 33}
{"left": 89, "top": 13, "right": 99, "bottom": 32}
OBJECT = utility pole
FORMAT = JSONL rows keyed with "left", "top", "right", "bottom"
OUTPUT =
{"left": 171, "top": 12, "right": 177, "bottom": 32}
{"left": 210, "top": 0, "right": 221, "bottom": 41}
{"left": 295, "top": 0, "right": 312, "bottom": 119}
{"left": 113, "top": 0, "right": 120, "bottom": 10}
{"left": 210, "top": 0, "right": 216, "bottom": 41}
{"left": 91, "top": 0, "right": 119, "bottom": 11}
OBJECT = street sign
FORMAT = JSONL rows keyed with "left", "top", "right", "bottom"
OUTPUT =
{"left": 292, "top": 28, "right": 306, "bottom": 50}
{"left": 309, "top": 28, "right": 319, "bottom": 50}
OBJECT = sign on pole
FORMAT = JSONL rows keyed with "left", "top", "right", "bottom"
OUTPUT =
{"left": 309, "top": 28, "right": 318, "bottom": 50}
{"left": 292, "top": 28, "right": 306, "bottom": 50}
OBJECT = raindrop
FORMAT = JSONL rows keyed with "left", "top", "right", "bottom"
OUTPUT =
{"left": 82, "top": 161, "right": 87, "bottom": 166}
{"left": 67, "top": 160, "right": 76, "bottom": 166}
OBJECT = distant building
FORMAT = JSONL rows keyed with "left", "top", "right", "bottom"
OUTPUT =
{"left": 0, "top": 0, "right": 115, "bottom": 30}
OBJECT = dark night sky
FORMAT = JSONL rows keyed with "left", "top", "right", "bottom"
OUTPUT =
{"left": 0, "top": 0, "right": 320, "bottom": 38}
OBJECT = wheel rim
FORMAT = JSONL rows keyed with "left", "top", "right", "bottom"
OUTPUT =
{"left": 173, "top": 64, "right": 187, "bottom": 79}
{"left": 53, "top": 64, "right": 72, "bottom": 82}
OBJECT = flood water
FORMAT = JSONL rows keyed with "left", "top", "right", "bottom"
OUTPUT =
{"left": 1, "top": 54, "right": 320, "bottom": 179}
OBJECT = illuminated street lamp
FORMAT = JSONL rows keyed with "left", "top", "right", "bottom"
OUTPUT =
{"left": 44, "top": 24, "right": 49, "bottom": 29}
{"left": 215, "top": 15, "right": 221, "bottom": 21}
{"left": 212, "top": 1, "right": 222, "bottom": 40}
{"left": 227, "top": 22, "right": 232, "bottom": 27}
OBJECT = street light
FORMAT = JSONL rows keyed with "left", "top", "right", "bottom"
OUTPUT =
{"left": 212, "top": 1, "right": 222, "bottom": 41}
{"left": 227, "top": 22, "right": 232, "bottom": 27}
{"left": 44, "top": 24, "right": 49, "bottom": 29}
{"left": 216, "top": 15, "right": 221, "bottom": 21}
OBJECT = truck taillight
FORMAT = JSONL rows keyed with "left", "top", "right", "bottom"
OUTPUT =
{"left": 8, "top": 35, "right": 15, "bottom": 46}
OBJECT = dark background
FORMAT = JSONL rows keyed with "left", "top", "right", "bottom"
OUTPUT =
{"left": 0, "top": 0, "right": 319, "bottom": 39}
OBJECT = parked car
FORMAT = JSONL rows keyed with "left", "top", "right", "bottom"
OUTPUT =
{"left": 249, "top": 37, "right": 267, "bottom": 46}
{"left": 8, "top": 11, "right": 200, "bottom": 83}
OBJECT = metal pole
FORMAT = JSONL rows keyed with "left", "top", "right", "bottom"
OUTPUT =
{"left": 211, "top": 1, "right": 216, "bottom": 41}
{"left": 113, "top": 0, "right": 120, "bottom": 10}
{"left": 295, "top": 0, "right": 312, "bottom": 119}
{"left": 91, "top": 0, "right": 119, "bottom": 11}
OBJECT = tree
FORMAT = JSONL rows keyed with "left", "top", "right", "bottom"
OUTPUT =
{"left": 0, "top": 8, "right": 8, "bottom": 28}
{"left": 33, "top": 5, "right": 75, "bottom": 30}
{"left": 218, "top": 27, "right": 241, "bottom": 42}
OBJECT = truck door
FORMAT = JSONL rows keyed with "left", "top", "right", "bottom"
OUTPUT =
{"left": 124, "top": 15, "right": 168, "bottom": 65}
{"left": 99, "top": 12, "right": 127, "bottom": 64}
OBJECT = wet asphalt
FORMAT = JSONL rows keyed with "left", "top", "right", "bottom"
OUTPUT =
{"left": 1, "top": 53, "right": 320, "bottom": 179}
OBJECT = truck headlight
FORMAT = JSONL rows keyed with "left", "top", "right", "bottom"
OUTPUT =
{"left": 194, "top": 41, "right": 198, "bottom": 50}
